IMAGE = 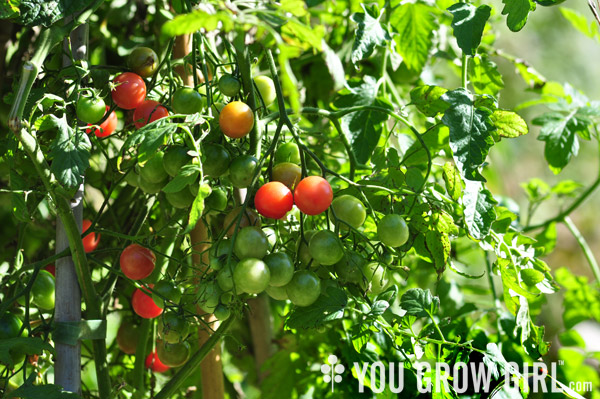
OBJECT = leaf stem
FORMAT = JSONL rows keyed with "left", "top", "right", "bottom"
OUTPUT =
{"left": 563, "top": 216, "right": 600, "bottom": 284}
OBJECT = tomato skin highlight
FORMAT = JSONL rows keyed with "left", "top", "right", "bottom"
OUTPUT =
{"left": 82, "top": 219, "right": 100, "bottom": 253}
{"left": 293, "top": 176, "right": 333, "bottom": 215}
{"left": 255, "top": 181, "right": 293, "bottom": 219}
{"left": 120, "top": 244, "right": 156, "bottom": 280}
{"left": 132, "top": 284, "right": 163, "bottom": 319}
{"left": 133, "top": 100, "right": 169, "bottom": 128}
{"left": 145, "top": 350, "right": 170, "bottom": 373}
{"left": 111, "top": 72, "right": 146, "bottom": 110}
{"left": 219, "top": 101, "right": 254, "bottom": 139}
{"left": 86, "top": 106, "right": 117, "bottom": 138}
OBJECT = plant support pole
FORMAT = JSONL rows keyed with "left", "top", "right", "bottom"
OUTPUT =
{"left": 54, "top": 21, "right": 87, "bottom": 394}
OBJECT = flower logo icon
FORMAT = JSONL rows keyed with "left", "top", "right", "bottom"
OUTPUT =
{"left": 321, "top": 354, "right": 345, "bottom": 392}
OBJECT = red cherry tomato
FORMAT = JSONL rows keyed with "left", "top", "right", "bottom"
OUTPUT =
{"left": 85, "top": 106, "right": 117, "bottom": 138}
{"left": 82, "top": 219, "right": 100, "bottom": 253}
{"left": 120, "top": 244, "right": 156, "bottom": 280}
{"left": 132, "top": 284, "right": 163, "bottom": 319}
{"left": 255, "top": 182, "right": 293, "bottom": 219}
{"left": 145, "top": 350, "right": 170, "bottom": 373}
{"left": 293, "top": 176, "right": 333, "bottom": 215}
{"left": 44, "top": 264, "right": 55, "bottom": 277}
{"left": 111, "top": 72, "right": 146, "bottom": 110}
{"left": 133, "top": 100, "right": 169, "bottom": 128}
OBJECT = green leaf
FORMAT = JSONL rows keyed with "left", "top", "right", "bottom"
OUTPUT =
{"left": 442, "top": 162, "right": 463, "bottom": 201}
{"left": 533, "top": 222, "right": 557, "bottom": 255}
{"left": 8, "top": 383, "right": 81, "bottom": 399}
{"left": 369, "top": 300, "right": 390, "bottom": 316}
{"left": 490, "top": 110, "right": 528, "bottom": 140}
{"left": 555, "top": 267, "right": 600, "bottom": 329}
{"left": 277, "top": 44, "right": 301, "bottom": 114}
{"left": 501, "top": 0, "right": 536, "bottom": 32}
{"left": 14, "top": 0, "right": 95, "bottom": 27}
{"left": 162, "top": 165, "right": 200, "bottom": 193}
{"left": 400, "top": 288, "right": 439, "bottom": 317}
{"left": 351, "top": 323, "right": 372, "bottom": 352}
{"left": 469, "top": 55, "right": 504, "bottom": 96}
{"left": 322, "top": 42, "right": 346, "bottom": 91}
{"left": 447, "top": 3, "right": 491, "bottom": 56}
{"left": 390, "top": 3, "right": 438, "bottom": 72}
{"left": 441, "top": 88, "right": 495, "bottom": 182}
{"left": 551, "top": 180, "right": 583, "bottom": 197}
{"left": 48, "top": 116, "right": 91, "bottom": 188}
{"left": 333, "top": 77, "right": 391, "bottom": 164}
{"left": 558, "top": 329, "right": 586, "bottom": 348}
{"left": 462, "top": 180, "right": 497, "bottom": 240}
{"left": 520, "top": 269, "right": 545, "bottom": 286}
{"left": 161, "top": 10, "right": 234, "bottom": 37}
{"left": 260, "top": 350, "right": 301, "bottom": 399}
{"left": 425, "top": 231, "right": 450, "bottom": 273}
{"left": 560, "top": 8, "right": 598, "bottom": 38}
{"left": 409, "top": 85, "right": 449, "bottom": 117}
{"left": 285, "top": 286, "right": 348, "bottom": 329}
{"left": 0, "top": 337, "right": 54, "bottom": 367}
{"left": 351, "top": 4, "right": 391, "bottom": 64}
{"left": 532, "top": 112, "right": 584, "bottom": 174}
{"left": 187, "top": 183, "right": 211, "bottom": 232}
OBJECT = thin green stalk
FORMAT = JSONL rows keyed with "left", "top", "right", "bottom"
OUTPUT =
{"left": 461, "top": 54, "right": 469, "bottom": 89}
{"left": 563, "top": 216, "right": 600, "bottom": 284}
{"left": 234, "top": 36, "right": 261, "bottom": 157}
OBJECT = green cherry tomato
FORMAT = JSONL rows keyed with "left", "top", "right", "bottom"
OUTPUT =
{"left": 233, "top": 258, "right": 270, "bottom": 294}
{"left": 157, "top": 340, "right": 191, "bottom": 367}
{"left": 0, "top": 313, "right": 23, "bottom": 340}
{"left": 172, "top": 87, "right": 205, "bottom": 114}
{"left": 229, "top": 155, "right": 258, "bottom": 188}
{"left": 377, "top": 214, "right": 409, "bottom": 248}
{"left": 329, "top": 195, "right": 367, "bottom": 229}
{"left": 158, "top": 312, "right": 189, "bottom": 344}
{"left": 138, "top": 174, "right": 167, "bottom": 194}
{"left": 165, "top": 186, "right": 195, "bottom": 209}
{"left": 128, "top": 47, "right": 159, "bottom": 78}
{"left": 286, "top": 270, "right": 321, "bottom": 307}
{"left": 139, "top": 152, "right": 169, "bottom": 184}
{"left": 360, "top": 262, "right": 388, "bottom": 294}
{"left": 209, "top": 239, "right": 234, "bottom": 270}
{"left": 275, "top": 142, "right": 301, "bottom": 165}
{"left": 266, "top": 285, "right": 288, "bottom": 301}
{"left": 163, "top": 146, "right": 191, "bottom": 177}
{"left": 197, "top": 282, "right": 221, "bottom": 312}
{"left": 297, "top": 230, "right": 319, "bottom": 267}
{"left": 152, "top": 280, "right": 182, "bottom": 309}
{"left": 205, "top": 187, "right": 228, "bottom": 212}
{"left": 233, "top": 226, "right": 269, "bottom": 260}
{"left": 214, "top": 304, "right": 231, "bottom": 321}
{"left": 202, "top": 144, "right": 231, "bottom": 178}
{"left": 218, "top": 74, "right": 241, "bottom": 97}
{"left": 263, "top": 252, "right": 294, "bottom": 287}
{"left": 217, "top": 264, "right": 235, "bottom": 291}
{"left": 32, "top": 270, "right": 55, "bottom": 310}
{"left": 308, "top": 230, "right": 344, "bottom": 266}
{"left": 334, "top": 251, "right": 366, "bottom": 284}
{"left": 253, "top": 76, "right": 276, "bottom": 106}
{"left": 76, "top": 96, "right": 106, "bottom": 124}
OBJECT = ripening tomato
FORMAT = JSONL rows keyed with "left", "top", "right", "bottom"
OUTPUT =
{"left": 32, "top": 270, "right": 55, "bottom": 311}
{"left": 219, "top": 101, "right": 254, "bottom": 139}
{"left": 111, "top": 72, "right": 146, "bottom": 110}
{"left": 254, "top": 182, "right": 293, "bottom": 219}
{"left": 120, "top": 244, "right": 156, "bottom": 280}
{"left": 86, "top": 106, "right": 117, "bottom": 138}
{"left": 145, "top": 350, "right": 170, "bottom": 373}
{"left": 294, "top": 176, "right": 333, "bottom": 215}
{"left": 44, "top": 264, "right": 55, "bottom": 277}
{"left": 82, "top": 219, "right": 100, "bottom": 253}
{"left": 253, "top": 76, "right": 276, "bottom": 106}
{"left": 133, "top": 100, "right": 169, "bottom": 128}
{"left": 271, "top": 162, "right": 301, "bottom": 190}
{"left": 128, "top": 47, "right": 159, "bottom": 78}
{"left": 132, "top": 284, "right": 163, "bottom": 319}
{"left": 156, "top": 340, "right": 191, "bottom": 367}
{"left": 116, "top": 320, "right": 139, "bottom": 354}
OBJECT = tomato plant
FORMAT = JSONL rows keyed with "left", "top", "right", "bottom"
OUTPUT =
{"left": 162, "top": 145, "right": 191, "bottom": 177}
{"left": 377, "top": 214, "right": 409, "bottom": 248}
{"left": 293, "top": 176, "right": 333, "bottom": 215}
{"left": 254, "top": 181, "right": 293, "bottom": 219}
{"left": 218, "top": 74, "right": 241, "bottom": 97}
{"left": 263, "top": 252, "right": 294, "bottom": 287}
{"left": 111, "top": 72, "right": 146, "bottom": 110}
{"left": 286, "top": 270, "right": 321, "bottom": 307}
{"left": 202, "top": 143, "right": 230, "bottom": 178}
{"left": 275, "top": 142, "right": 301, "bottom": 165}
{"left": 253, "top": 76, "right": 276, "bottom": 106}
{"left": 31, "top": 270, "right": 55, "bottom": 311}
{"left": 229, "top": 155, "right": 258, "bottom": 188}
{"left": 133, "top": 100, "right": 169, "bottom": 128}
{"left": 271, "top": 162, "right": 301, "bottom": 190}
{"left": 233, "top": 226, "right": 269, "bottom": 259}
{"left": 156, "top": 340, "right": 191, "bottom": 368}
{"left": 308, "top": 230, "right": 344, "bottom": 265}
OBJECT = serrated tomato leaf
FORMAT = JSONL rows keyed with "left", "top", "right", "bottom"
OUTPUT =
{"left": 447, "top": 3, "right": 491, "bottom": 56}
{"left": 351, "top": 4, "right": 391, "bottom": 64}
{"left": 48, "top": 116, "right": 91, "bottom": 188}
{"left": 390, "top": 3, "right": 437, "bottom": 72}
{"left": 462, "top": 180, "right": 497, "bottom": 240}
{"left": 285, "top": 286, "right": 347, "bottom": 329}
{"left": 501, "top": 0, "right": 536, "bottom": 32}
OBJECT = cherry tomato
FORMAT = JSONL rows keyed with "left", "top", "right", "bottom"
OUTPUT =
{"left": 266, "top": 285, "right": 288, "bottom": 301}
{"left": 162, "top": 146, "right": 191, "bottom": 177}
{"left": 197, "top": 282, "right": 221, "bottom": 312}
{"left": 205, "top": 187, "right": 228, "bottom": 212}
{"left": 172, "top": 87, "right": 205, "bottom": 114}
{"left": 44, "top": 264, "right": 55, "bottom": 277}
{"left": 234, "top": 226, "right": 269, "bottom": 259}
{"left": 132, "top": 284, "right": 163, "bottom": 319}
{"left": 128, "top": 47, "right": 159, "bottom": 78}
{"left": 133, "top": 100, "right": 169, "bottom": 129}
{"left": 138, "top": 174, "right": 167, "bottom": 194}
{"left": 308, "top": 230, "right": 344, "bottom": 265}
{"left": 86, "top": 106, "right": 117, "bottom": 138}
{"left": 76, "top": 96, "right": 106, "bottom": 124}
{"left": 229, "top": 155, "right": 258, "bottom": 188}
{"left": 218, "top": 74, "right": 241, "bottom": 97}
{"left": 263, "top": 252, "right": 294, "bottom": 287}
{"left": 377, "top": 214, "right": 409, "bottom": 247}
{"left": 82, "top": 219, "right": 100, "bottom": 253}
{"left": 223, "top": 207, "right": 261, "bottom": 237}
{"left": 0, "top": 312, "right": 22, "bottom": 339}
{"left": 157, "top": 312, "right": 189, "bottom": 344}
{"left": 202, "top": 143, "right": 231, "bottom": 178}
{"left": 209, "top": 239, "right": 234, "bottom": 270}
{"left": 120, "top": 244, "right": 156, "bottom": 280}
{"left": 145, "top": 350, "right": 170, "bottom": 373}
{"left": 111, "top": 72, "right": 146, "bottom": 110}
{"left": 334, "top": 251, "right": 365, "bottom": 284}
{"left": 294, "top": 176, "right": 333, "bottom": 215}
{"left": 329, "top": 195, "right": 367, "bottom": 229}
{"left": 253, "top": 76, "right": 276, "bottom": 106}
{"left": 219, "top": 101, "right": 254, "bottom": 139}
{"left": 138, "top": 152, "right": 168, "bottom": 184}
{"left": 233, "top": 258, "right": 270, "bottom": 294}
{"left": 271, "top": 162, "right": 301, "bottom": 190}
{"left": 213, "top": 304, "right": 231, "bottom": 321}
{"left": 116, "top": 320, "right": 139, "bottom": 354}
{"left": 217, "top": 265, "right": 235, "bottom": 291}
{"left": 286, "top": 270, "right": 321, "bottom": 307}
{"left": 157, "top": 340, "right": 191, "bottom": 367}
{"left": 297, "top": 230, "right": 319, "bottom": 267}
{"left": 275, "top": 142, "right": 301, "bottom": 164}
{"left": 32, "top": 270, "right": 55, "bottom": 311}
{"left": 165, "top": 187, "right": 195, "bottom": 209}
{"left": 254, "top": 182, "right": 293, "bottom": 219}
{"left": 152, "top": 280, "right": 182, "bottom": 309}
{"left": 360, "top": 262, "right": 388, "bottom": 294}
